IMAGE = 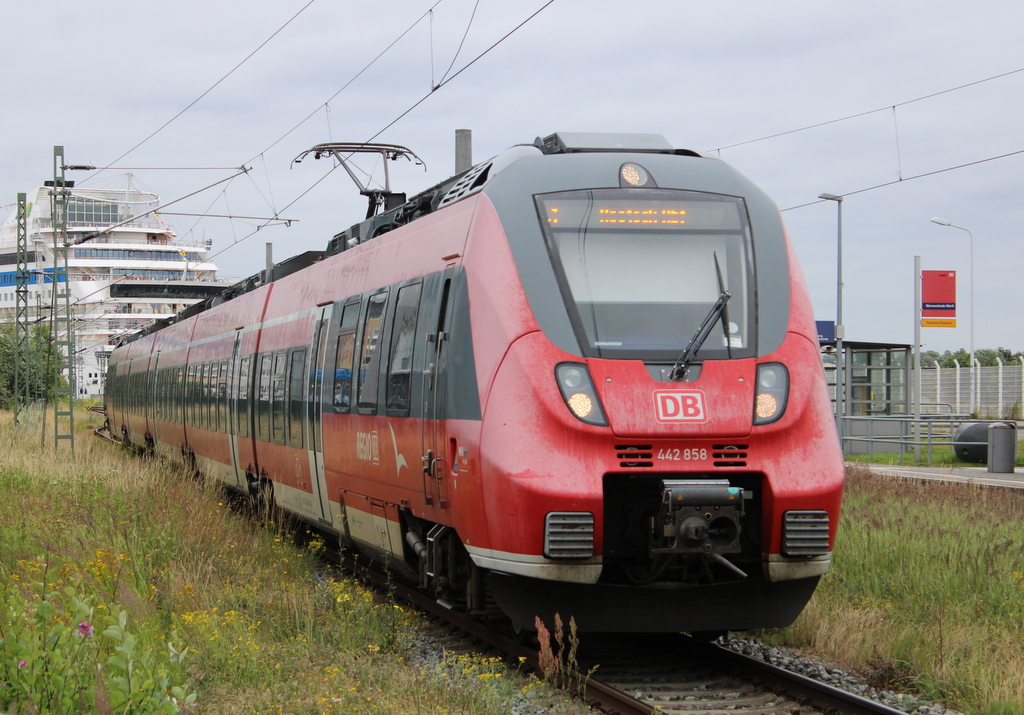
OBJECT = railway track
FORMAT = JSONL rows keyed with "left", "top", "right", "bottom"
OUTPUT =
{"left": 341, "top": 552, "right": 909, "bottom": 715}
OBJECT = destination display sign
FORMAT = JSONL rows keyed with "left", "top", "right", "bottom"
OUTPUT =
{"left": 540, "top": 197, "right": 743, "bottom": 231}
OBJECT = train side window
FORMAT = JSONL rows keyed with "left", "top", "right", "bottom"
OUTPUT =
{"left": 186, "top": 365, "right": 197, "bottom": 427}
{"left": 177, "top": 366, "right": 185, "bottom": 423}
{"left": 287, "top": 348, "right": 307, "bottom": 447}
{"left": 272, "top": 352, "right": 287, "bottom": 444}
{"left": 156, "top": 369, "right": 163, "bottom": 421}
{"left": 237, "top": 357, "right": 251, "bottom": 438}
{"left": 154, "top": 370, "right": 160, "bottom": 420}
{"left": 161, "top": 369, "right": 169, "bottom": 421}
{"left": 208, "top": 362, "right": 217, "bottom": 430}
{"left": 194, "top": 364, "right": 203, "bottom": 428}
{"left": 218, "top": 360, "right": 229, "bottom": 432}
{"left": 204, "top": 362, "right": 212, "bottom": 428}
{"left": 208, "top": 362, "right": 217, "bottom": 428}
{"left": 155, "top": 370, "right": 162, "bottom": 420}
{"left": 203, "top": 362, "right": 214, "bottom": 428}
{"left": 258, "top": 354, "right": 272, "bottom": 441}
{"left": 386, "top": 283, "right": 422, "bottom": 416}
{"left": 208, "top": 362, "right": 216, "bottom": 430}
{"left": 194, "top": 364, "right": 202, "bottom": 428}
{"left": 160, "top": 369, "right": 168, "bottom": 421}
{"left": 333, "top": 300, "right": 360, "bottom": 411}
{"left": 356, "top": 291, "right": 389, "bottom": 412}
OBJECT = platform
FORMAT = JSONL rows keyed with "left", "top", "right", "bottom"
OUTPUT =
{"left": 860, "top": 462, "right": 1024, "bottom": 490}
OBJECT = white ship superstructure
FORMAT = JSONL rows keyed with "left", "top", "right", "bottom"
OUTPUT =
{"left": 0, "top": 176, "right": 234, "bottom": 396}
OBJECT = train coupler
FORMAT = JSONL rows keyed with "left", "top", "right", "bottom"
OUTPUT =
{"left": 652, "top": 479, "right": 749, "bottom": 555}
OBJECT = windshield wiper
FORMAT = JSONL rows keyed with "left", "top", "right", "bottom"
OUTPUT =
{"left": 715, "top": 252, "right": 733, "bottom": 362}
{"left": 669, "top": 290, "right": 732, "bottom": 381}
{"left": 670, "top": 252, "right": 733, "bottom": 381}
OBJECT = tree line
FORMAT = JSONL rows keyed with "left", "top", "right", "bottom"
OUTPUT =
{"left": 0, "top": 319, "right": 62, "bottom": 407}
{"left": 921, "top": 347, "right": 1024, "bottom": 368}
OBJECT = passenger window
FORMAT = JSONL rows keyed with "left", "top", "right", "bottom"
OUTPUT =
{"left": 333, "top": 301, "right": 360, "bottom": 411}
{"left": 288, "top": 348, "right": 306, "bottom": 447}
{"left": 272, "top": 353, "right": 287, "bottom": 443}
{"left": 219, "top": 361, "right": 229, "bottom": 432}
{"left": 237, "top": 357, "right": 251, "bottom": 438}
{"left": 197, "top": 364, "right": 207, "bottom": 426}
{"left": 356, "top": 292, "right": 388, "bottom": 412}
{"left": 204, "top": 363, "right": 213, "bottom": 430}
{"left": 258, "top": 355, "right": 272, "bottom": 441}
{"left": 386, "top": 283, "right": 422, "bottom": 415}
{"left": 176, "top": 366, "right": 185, "bottom": 423}
{"left": 186, "top": 365, "right": 195, "bottom": 426}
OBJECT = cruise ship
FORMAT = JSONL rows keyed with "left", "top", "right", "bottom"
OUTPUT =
{"left": 0, "top": 176, "right": 234, "bottom": 396}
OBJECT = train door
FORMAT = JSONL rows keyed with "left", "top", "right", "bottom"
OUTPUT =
{"left": 421, "top": 265, "right": 456, "bottom": 508}
{"left": 307, "top": 305, "right": 333, "bottom": 524}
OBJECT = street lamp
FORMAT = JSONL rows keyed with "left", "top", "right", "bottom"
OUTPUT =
{"left": 930, "top": 217, "right": 975, "bottom": 415}
{"left": 820, "top": 193, "right": 844, "bottom": 439}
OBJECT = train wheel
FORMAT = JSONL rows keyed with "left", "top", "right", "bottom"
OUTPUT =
{"left": 510, "top": 619, "right": 538, "bottom": 645}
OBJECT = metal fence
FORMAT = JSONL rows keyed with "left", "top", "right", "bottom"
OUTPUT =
{"left": 916, "top": 362, "right": 1024, "bottom": 419}
{"left": 841, "top": 414, "right": 1016, "bottom": 465}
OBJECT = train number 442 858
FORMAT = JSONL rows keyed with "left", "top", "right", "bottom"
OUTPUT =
{"left": 658, "top": 448, "right": 707, "bottom": 461}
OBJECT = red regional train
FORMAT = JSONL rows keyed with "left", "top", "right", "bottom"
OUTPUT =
{"left": 105, "top": 133, "right": 844, "bottom": 633}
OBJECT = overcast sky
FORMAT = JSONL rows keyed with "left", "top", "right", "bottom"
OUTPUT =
{"left": 3, "top": 0, "right": 1023, "bottom": 355}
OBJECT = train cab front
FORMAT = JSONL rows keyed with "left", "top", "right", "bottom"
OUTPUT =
{"left": 471, "top": 135, "right": 845, "bottom": 633}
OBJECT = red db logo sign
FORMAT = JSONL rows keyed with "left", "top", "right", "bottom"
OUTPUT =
{"left": 654, "top": 390, "right": 707, "bottom": 423}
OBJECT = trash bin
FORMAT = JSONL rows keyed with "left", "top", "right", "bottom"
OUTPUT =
{"left": 987, "top": 422, "right": 1018, "bottom": 474}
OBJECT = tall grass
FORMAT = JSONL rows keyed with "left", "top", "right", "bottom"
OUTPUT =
{"left": 760, "top": 465, "right": 1024, "bottom": 715}
{"left": 0, "top": 411, "right": 582, "bottom": 714}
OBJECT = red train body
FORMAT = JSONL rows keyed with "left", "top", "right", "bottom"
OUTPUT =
{"left": 106, "top": 133, "right": 844, "bottom": 632}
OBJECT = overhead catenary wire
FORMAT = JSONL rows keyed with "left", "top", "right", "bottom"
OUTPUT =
{"left": 781, "top": 146, "right": 1024, "bottom": 212}
{"left": 249, "top": 0, "right": 447, "bottom": 164}
{"left": 44, "top": 1, "right": 548, "bottom": 383}
{"left": 708, "top": 65, "right": 1024, "bottom": 154}
{"left": 435, "top": 0, "right": 481, "bottom": 89}
{"left": 207, "top": 0, "right": 557, "bottom": 264}
{"left": 100, "top": 0, "right": 319, "bottom": 172}
{"left": 66, "top": 3, "right": 1018, "bottom": 313}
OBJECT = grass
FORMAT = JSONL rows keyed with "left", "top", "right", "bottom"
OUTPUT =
{"left": 845, "top": 444, "right": 1024, "bottom": 468}
{"left": 18, "top": 405, "right": 1022, "bottom": 713}
{"left": 0, "top": 408, "right": 584, "bottom": 714}
{"left": 759, "top": 464, "right": 1024, "bottom": 715}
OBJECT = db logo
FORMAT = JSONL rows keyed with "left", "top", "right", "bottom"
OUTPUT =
{"left": 654, "top": 390, "right": 707, "bottom": 423}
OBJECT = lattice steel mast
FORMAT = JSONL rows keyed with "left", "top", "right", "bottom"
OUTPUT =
{"left": 13, "top": 192, "right": 31, "bottom": 424}
{"left": 49, "top": 146, "right": 75, "bottom": 460}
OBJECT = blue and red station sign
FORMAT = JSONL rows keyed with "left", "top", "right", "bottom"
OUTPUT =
{"left": 922, "top": 270, "right": 956, "bottom": 328}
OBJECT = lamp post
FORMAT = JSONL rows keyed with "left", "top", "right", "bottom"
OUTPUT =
{"left": 930, "top": 217, "right": 975, "bottom": 415}
{"left": 820, "top": 193, "right": 844, "bottom": 442}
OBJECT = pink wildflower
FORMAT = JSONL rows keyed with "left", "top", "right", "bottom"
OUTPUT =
{"left": 77, "top": 622, "right": 94, "bottom": 638}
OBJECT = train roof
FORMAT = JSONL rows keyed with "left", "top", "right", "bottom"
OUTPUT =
{"left": 115, "top": 133, "right": 703, "bottom": 349}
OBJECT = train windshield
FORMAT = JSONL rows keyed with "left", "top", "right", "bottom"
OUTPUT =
{"left": 535, "top": 188, "right": 755, "bottom": 361}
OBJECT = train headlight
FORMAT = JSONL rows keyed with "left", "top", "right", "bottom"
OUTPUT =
{"left": 619, "top": 162, "right": 650, "bottom": 187}
{"left": 555, "top": 363, "right": 608, "bottom": 426}
{"left": 753, "top": 363, "right": 789, "bottom": 425}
